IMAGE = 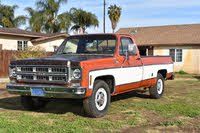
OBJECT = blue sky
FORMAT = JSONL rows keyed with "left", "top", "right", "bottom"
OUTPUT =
{"left": 1, "top": 0, "right": 200, "bottom": 33}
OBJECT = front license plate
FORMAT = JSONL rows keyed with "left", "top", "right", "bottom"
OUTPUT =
{"left": 31, "top": 88, "right": 44, "bottom": 96}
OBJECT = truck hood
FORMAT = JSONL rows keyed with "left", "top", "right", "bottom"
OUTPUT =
{"left": 10, "top": 54, "right": 113, "bottom": 66}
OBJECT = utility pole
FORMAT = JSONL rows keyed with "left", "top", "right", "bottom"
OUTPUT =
{"left": 103, "top": 0, "right": 106, "bottom": 33}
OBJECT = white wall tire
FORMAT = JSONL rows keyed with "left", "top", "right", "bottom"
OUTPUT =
{"left": 83, "top": 80, "right": 110, "bottom": 118}
{"left": 149, "top": 74, "right": 165, "bottom": 99}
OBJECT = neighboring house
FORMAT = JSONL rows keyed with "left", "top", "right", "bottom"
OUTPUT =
{"left": 0, "top": 28, "right": 68, "bottom": 52}
{"left": 117, "top": 24, "right": 200, "bottom": 74}
{"left": 31, "top": 33, "right": 67, "bottom": 52}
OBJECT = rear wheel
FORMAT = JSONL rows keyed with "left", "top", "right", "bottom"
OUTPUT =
{"left": 83, "top": 80, "right": 110, "bottom": 118}
{"left": 21, "top": 96, "right": 48, "bottom": 111}
{"left": 149, "top": 74, "right": 165, "bottom": 99}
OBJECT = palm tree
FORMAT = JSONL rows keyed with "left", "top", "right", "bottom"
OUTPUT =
{"left": 0, "top": 4, "right": 26, "bottom": 28}
{"left": 36, "top": 0, "right": 71, "bottom": 33}
{"left": 32, "top": 0, "right": 71, "bottom": 33}
{"left": 108, "top": 4, "right": 122, "bottom": 33}
{"left": 25, "top": 7, "right": 44, "bottom": 32}
{"left": 70, "top": 8, "right": 99, "bottom": 34}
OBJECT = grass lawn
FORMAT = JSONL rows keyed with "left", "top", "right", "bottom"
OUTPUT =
{"left": 0, "top": 74, "right": 200, "bottom": 133}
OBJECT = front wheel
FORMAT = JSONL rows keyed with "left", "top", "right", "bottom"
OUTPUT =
{"left": 149, "top": 74, "right": 165, "bottom": 99}
{"left": 83, "top": 80, "right": 110, "bottom": 118}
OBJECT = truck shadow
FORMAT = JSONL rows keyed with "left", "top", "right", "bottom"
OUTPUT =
{"left": 193, "top": 76, "right": 200, "bottom": 81}
{"left": 0, "top": 90, "right": 150, "bottom": 117}
{"left": 111, "top": 90, "right": 150, "bottom": 102}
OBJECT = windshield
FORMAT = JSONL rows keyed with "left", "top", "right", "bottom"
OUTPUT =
{"left": 56, "top": 35, "right": 116, "bottom": 55}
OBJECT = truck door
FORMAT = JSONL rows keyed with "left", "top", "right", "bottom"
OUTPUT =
{"left": 116, "top": 36, "right": 143, "bottom": 93}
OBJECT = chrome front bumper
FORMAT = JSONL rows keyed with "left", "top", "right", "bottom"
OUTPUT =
{"left": 7, "top": 84, "right": 86, "bottom": 99}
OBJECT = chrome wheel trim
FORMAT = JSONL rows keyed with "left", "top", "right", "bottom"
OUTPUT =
{"left": 95, "top": 88, "right": 107, "bottom": 111}
{"left": 157, "top": 79, "right": 163, "bottom": 95}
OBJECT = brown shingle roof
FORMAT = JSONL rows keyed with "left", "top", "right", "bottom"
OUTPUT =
{"left": 31, "top": 33, "right": 68, "bottom": 44}
{"left": 116, "top": 24, "right": 200, "bottom": 46}
{"left": 0, "top": 28, "right": 68, "bottom": 43}
{"left": 0, "top": 28, "right": 47, "bottom": 38}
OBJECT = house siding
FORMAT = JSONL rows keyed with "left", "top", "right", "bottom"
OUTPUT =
{"left": 0, "top": 35, "right": 33, "bottom": 50}
{"left": 34, "top": 39, "right": 64, "bottom": 52}
{"left": 154, "top": 46, "right": 200, "bottom": 74}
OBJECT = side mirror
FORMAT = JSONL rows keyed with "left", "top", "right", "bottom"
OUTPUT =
{"left": 128, "top": 44, "right": 137, "bottom": 55}
{"left": 53, "top": 46, "right": 58, "bottom": 52}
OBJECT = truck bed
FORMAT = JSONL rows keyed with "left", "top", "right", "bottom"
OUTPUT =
{"left": 141, "top": 56, "right": 173, "bottom": 65}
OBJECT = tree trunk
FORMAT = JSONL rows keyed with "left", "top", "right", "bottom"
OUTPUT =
{"left": 111, "top": 22, "right": 116, "bottom": 33}
{"left": 79, "top": 27, "right": 84, "bottom": 34}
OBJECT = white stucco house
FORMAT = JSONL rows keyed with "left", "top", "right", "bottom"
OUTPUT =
{"left": 0, "top": 28, "right": 68, "bottom": 52}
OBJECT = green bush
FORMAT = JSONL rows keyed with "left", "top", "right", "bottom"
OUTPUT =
{"left": 15, "top": 46, "right": 47, "bottom": 60}
{"left": 175, "top": 70, "right": 188, "bottom": 75}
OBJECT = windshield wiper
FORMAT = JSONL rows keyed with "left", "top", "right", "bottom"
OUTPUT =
{"left": 64, "top": 52, "right": 73, "bottom": 54}
{"left": 57, "top": 52, "right": 74, "bottom": 55}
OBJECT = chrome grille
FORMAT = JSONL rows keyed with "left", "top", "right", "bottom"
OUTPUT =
{"left": 36, "top": 67, "right": 48, "bottom": 72}
{"left": 21, "top": 67, "right": 33, "bottom": 72}
{"left": 16, "top": 66, "right": 68, "bottom": 84}
{"left": 52, "top": 68, "right": 66, "bottom": 73}
{"left": 37, "top": 75, "right": 49, "bottom": 80}
{"left": 22, "top": 75, "right": 33, "bottom": 80}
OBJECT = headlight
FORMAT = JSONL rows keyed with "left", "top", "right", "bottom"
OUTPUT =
{"left": 72, "top": 69, "right": 81, "bottom": 79}
{"left": 9, "top": 67, "right": 16, "bottom": 77}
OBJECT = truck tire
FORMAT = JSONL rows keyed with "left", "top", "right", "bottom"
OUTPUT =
{"left": 149, "top": 74, "right": 164, "bottom": 99}
{"left": 21, "top": 96, "right": 48, "bottom": 111}
{"left": 83, "top": 80, "right": 111, "bottom": 118}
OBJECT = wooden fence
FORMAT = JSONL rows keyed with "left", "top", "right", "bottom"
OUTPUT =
{"left": 0, "top": 50, "right": 53, "bottom": 77}
{"left": 0, "top": 50, "right": 16, "bottom": 77}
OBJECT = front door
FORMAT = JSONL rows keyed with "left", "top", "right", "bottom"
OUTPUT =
{"left": 115, "top": 36, "right": 143, "bottom": 93}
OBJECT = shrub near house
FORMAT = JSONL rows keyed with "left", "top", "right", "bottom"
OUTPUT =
{"left": 14, "top": 46, "right": 47, "bottom": 59}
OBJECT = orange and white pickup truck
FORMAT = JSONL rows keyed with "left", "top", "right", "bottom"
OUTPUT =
{"left": 7, "top": 34, "right": 174, "bottom": 117}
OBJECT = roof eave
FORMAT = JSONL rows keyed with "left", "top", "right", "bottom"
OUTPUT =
{"left": 0, "top": 32, "right": 43, "bottom": 38}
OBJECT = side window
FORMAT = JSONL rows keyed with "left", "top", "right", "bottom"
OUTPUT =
{"left": 119, "top": 37, "right": 134, "bottom": 55}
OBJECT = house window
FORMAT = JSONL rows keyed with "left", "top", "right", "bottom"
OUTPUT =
{"left": 169, "top": 49, "right": 183, "bottom": 62}
{"left": 24, "top": 41, "right": 28, "bottom": 50}
{"left": 17, "top": 41, "right": 22, "bottom": 51}
{"left": 17, "top": 41, "right": 28, "bottom": 51}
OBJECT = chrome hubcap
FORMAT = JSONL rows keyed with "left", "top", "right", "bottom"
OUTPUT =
{"left": 157, "top": 79, "right": 163, "bottom": 94}
{"left": 95, "top": 88, "right": 107, "bottom": 111}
